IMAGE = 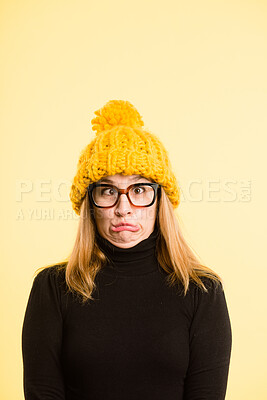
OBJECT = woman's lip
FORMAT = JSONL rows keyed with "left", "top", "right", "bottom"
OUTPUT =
{"left": 112, "top": 225, "right": 140, "bottom": 232}
{"left": 113, "top": 223, "right": 136, "bottom": 227}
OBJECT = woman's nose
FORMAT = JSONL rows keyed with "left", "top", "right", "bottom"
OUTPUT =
{"left": 114, "top": 193, "right": 132, "bottom": 215}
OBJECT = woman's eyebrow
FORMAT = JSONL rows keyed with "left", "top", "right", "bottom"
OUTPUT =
{"left": 100, "top": 175, "right": 144, "bottom": 184}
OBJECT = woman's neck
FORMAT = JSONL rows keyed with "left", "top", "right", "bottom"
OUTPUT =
{"left": 95, "top": 227, "right": 160, "bottom": 277}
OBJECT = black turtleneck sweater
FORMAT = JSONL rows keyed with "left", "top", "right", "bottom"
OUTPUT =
{"left": 22, "top": 228, "right": 232, "bottom": 400}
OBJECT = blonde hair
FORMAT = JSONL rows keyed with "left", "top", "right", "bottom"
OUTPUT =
{"left": 38, "top": 186, "right": 222, "bottom": 303}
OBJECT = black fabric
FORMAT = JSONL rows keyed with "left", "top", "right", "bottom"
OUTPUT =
{"left": 94, "top": 227, "right": 160, "bottom": 276}
{"left": 22, "top": 228, "right": 232, "bottom": 400}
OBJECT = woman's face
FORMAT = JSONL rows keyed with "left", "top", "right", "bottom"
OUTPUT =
{"left": 92, "top": 174, "right": 158, "bottom": 248}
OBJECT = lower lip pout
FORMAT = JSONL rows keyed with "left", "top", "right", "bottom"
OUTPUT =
{"left": 112, "top": 225, "right": 140, "bottom": 232}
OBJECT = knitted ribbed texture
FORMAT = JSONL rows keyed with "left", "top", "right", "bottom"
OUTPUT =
{"left": 70, "top": 100, "right": 180, "bottom": 215}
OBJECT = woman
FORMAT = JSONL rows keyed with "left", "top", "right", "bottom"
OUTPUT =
{"left": 22, "top": 100, "right": 232, "bottom": 400}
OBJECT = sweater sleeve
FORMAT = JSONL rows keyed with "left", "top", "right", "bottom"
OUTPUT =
{"left": 22, "top": 267, "right": 66, "bottom": 400}
{"left": 183, "top": 279, "right": 232, "bottom": 400}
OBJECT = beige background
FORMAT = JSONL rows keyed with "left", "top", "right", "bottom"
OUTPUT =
{"left": 1, "top": 0, "right": 266, "bottom": 398}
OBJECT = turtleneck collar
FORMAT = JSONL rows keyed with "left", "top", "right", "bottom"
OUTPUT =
{"left": 95, "top": 227, "right": 160, "bottom": 277}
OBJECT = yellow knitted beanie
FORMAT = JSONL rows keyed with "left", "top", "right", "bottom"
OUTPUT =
{"left": 69, "top": 100, "right": 180, "bottom": 215}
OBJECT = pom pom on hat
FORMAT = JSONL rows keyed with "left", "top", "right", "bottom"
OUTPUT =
{"left": 70, "top": 99, "right": 181, "bottom": 215}
{"left": 91, "top": 100, "right": 144, "bottom": 134}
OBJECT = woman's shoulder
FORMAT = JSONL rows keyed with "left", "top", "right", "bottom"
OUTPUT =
{"left": 185, "top": 275, "right": 226, "bottom": 308}
{"left": 188, "top": 275, "right": 223, "bottom": 294}
{"left": 186, "top": 275, "right": 230, "bottom": 319}
{"left": 33, "top": 263, "right": 67, "bottom": 288}
{"left": 30, "top": 263, "right": 70, "bottom": 308}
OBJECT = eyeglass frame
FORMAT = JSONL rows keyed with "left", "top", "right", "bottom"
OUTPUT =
{"left": 87, "top": 182, "right": 161, "bottom": 208}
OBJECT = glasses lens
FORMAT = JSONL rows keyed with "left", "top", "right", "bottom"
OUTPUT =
{"left": 129, "top": 185, "right": 155, "bottom": 206}
{"left": 92, "top": 185, "right": 118, "bottom": 207}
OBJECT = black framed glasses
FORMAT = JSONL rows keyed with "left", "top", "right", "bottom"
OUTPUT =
{"left": 87, "top": 182, "right": 161, "bottom": 208}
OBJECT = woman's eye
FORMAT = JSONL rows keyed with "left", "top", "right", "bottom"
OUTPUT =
{"left": 101, "top": 187, "right": 115, "bottom": 196}
{"left": 133, "top": 186, "right": 145, "bottom": 194}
